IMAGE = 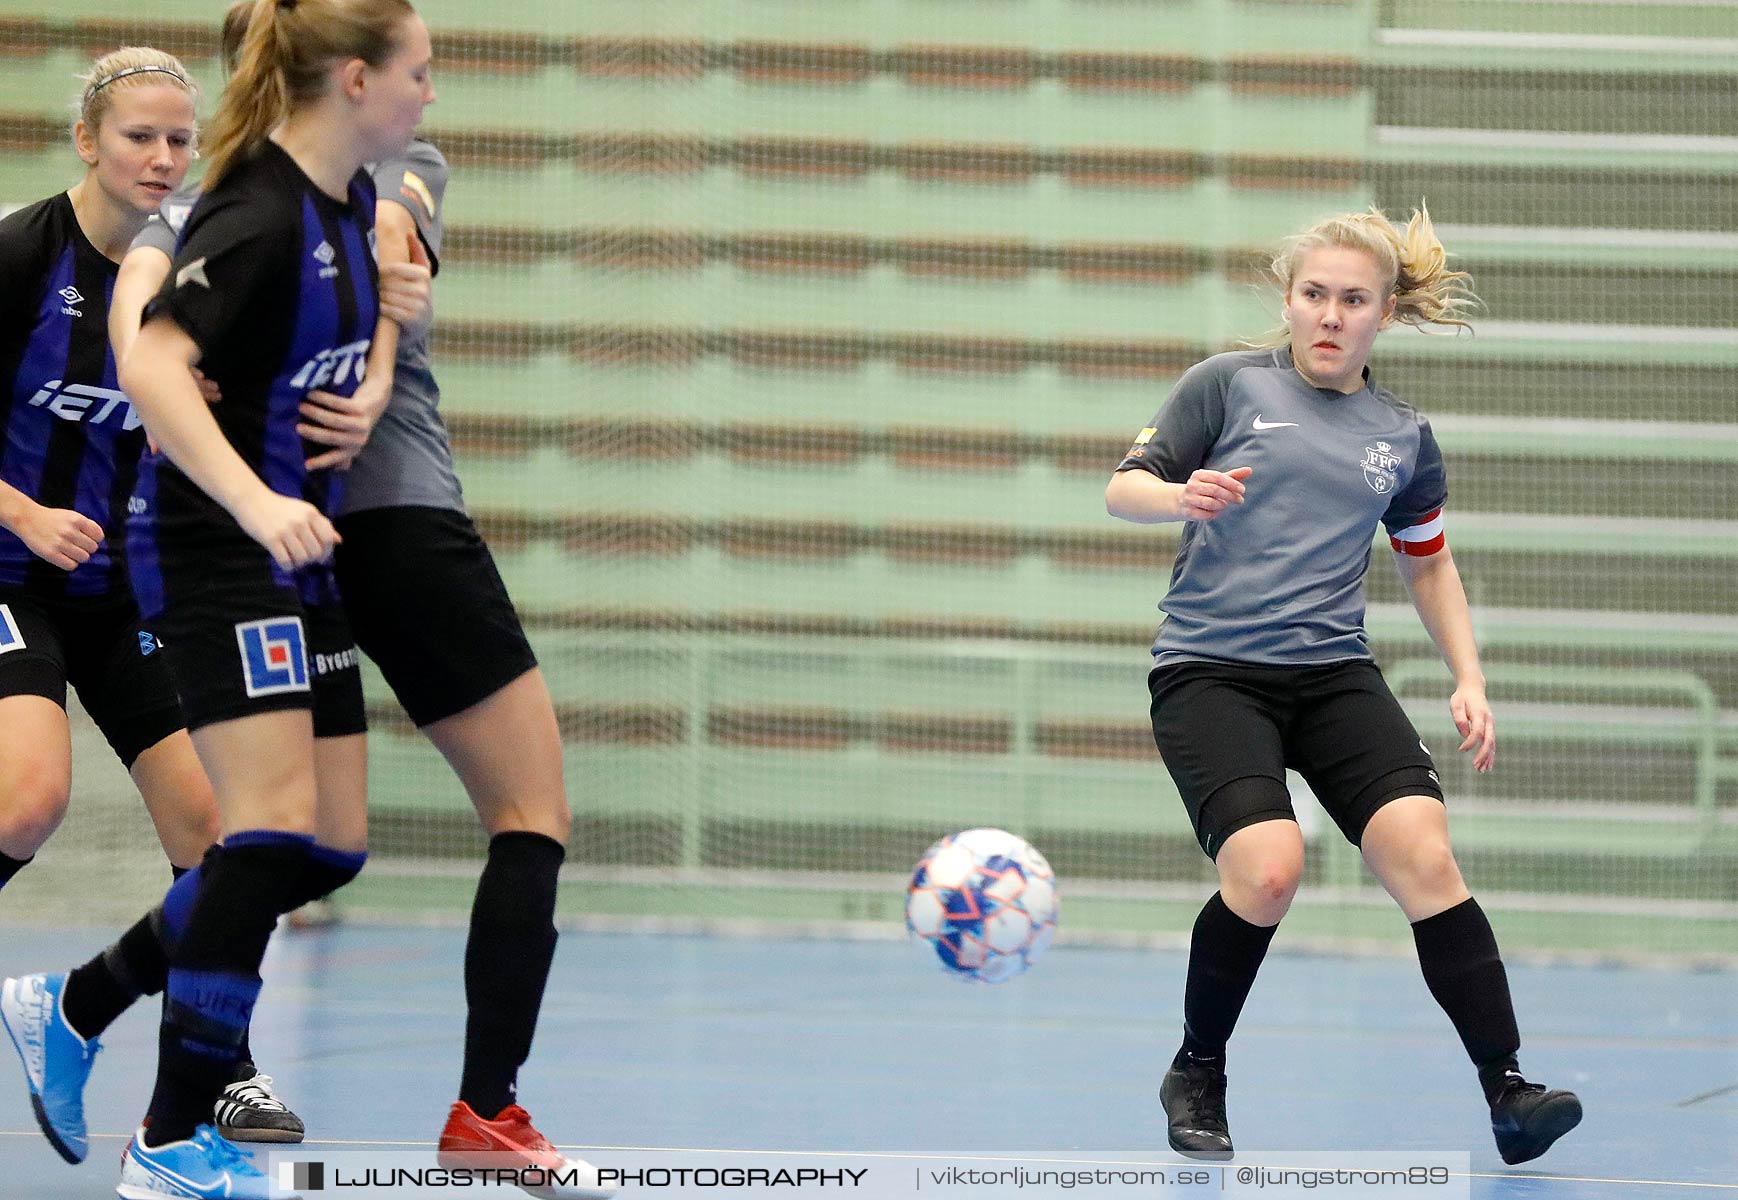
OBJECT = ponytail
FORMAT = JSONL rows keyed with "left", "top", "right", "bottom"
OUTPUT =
{"left": 1391, "top": 204, "right": 1476, "bottom": 331}
{"left": 200, "top": 0, "right": 290, "bottom": 191}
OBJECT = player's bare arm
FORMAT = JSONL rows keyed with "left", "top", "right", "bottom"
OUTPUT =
{"left": 1394, "top": 545, "right": 1496, "bottom": 772}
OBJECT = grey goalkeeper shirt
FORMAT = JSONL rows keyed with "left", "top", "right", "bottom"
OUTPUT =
{"left": 1115, "top": 347, "right": 1448, "bottom": 667}
{"left": 131, "top": 138, "right": 464, "bottom": 516}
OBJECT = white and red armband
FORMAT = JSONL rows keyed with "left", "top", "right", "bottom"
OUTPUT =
{"left": 1389, "top": 508, "right": 1446, "bottom": 557}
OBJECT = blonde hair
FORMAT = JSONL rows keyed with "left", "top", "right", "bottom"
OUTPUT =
{"left": 201, "top": 0, "right": 416, "bottom": 192}
{"left": 221, "top": 1, "right": 257, "bottom": 75}
{"left": 1254, "top": 203, "right": 1478, "bottom": 347}
{"left": 75, "top": 47, "right": 198, "bottom": 142}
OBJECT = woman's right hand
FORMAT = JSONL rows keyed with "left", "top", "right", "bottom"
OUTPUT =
{"left": 191, "top": 366, "right": 222, "bottom": 405}
{"left": 1180, "top": 466, "right": 1253, "bottom": 521}
{"left": 233, "top": 489, "right": 341, "bottom": 571}
{"left": 13, "top": 502, "right": 104, "bottom": 571}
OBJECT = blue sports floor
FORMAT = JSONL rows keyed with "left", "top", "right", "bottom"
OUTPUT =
{"left": 0, "top": 926, "right": 1733, "bottom": 1198}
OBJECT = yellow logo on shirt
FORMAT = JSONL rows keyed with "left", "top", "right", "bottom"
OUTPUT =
{"left": 1135, "top": 427, "right": 1156, "bottom": 445}
{"left": 399, "top": 171, "right": 436, "bottom": 221}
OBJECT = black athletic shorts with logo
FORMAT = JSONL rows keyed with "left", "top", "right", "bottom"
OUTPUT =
{"left": 0, "top": 588, "right": 183, "bottom": 767}
{"left": 147, "top": 577, "right": 366, "bottom": 739}
{"left": 1149, "top": 658, "right": 1443, "bottom": 858}
{"left": 334, "top": 506, "right": 538, "bottom": 728}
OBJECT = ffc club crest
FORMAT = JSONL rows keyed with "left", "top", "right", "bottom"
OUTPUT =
{"left": 1362, "top": 441, "right": 1400, "bottom": 494}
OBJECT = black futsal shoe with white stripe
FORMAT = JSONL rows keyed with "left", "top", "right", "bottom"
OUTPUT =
{"left": 1161, "top": 1054, "right": 1234, "bottom": 1160}
{"left": 215, "top": 1061, "right": 305, "bottom": 1143}
{"left": 1488, "top": 1071, "right": 1581, "bottom": 1164}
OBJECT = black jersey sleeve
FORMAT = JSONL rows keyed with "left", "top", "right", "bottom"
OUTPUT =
{"left": 1113, "top": 355, "right": 1230, "bottom": 483}
{"left": 370, "top": 139, "right": 446, "bottom": 273}
{"left": 1382, "top": 413, "right": 1448, "bottom": 534}
{"left": 0, "top": 201, "right": 56, "bottom": 335}
{"left": 142, "top": 188, "right": 295, "bottom": 361}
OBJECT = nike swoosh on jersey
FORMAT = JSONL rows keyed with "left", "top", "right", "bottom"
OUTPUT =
{"left": 1252, "top": 416, "right": 1299, "bottom": 430}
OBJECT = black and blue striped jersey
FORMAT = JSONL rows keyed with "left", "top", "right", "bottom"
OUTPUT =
{"left": 128, "top": 140, "right": 379, "bottom": 615}
{"left": 0, "top": 193, "right": 143, "bottom": 597}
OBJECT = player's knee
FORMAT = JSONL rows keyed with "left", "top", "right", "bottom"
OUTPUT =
{"left": 0, "top": 767, "right": 71, "bottom": 857}
{"left": 1250, "top": 857, "right": 1303, "bottom": 907}
{"left": 1222, "top": 854, "right": 1301, "bottom": 920}
{"left": 162, "top": 792, "right": 222, "bottom": 860}
{"left": 540, "top": 797, "right": 571, "bottom": 844}
{"left": 189, "top": 805, "right": 223, "bottom": 849}
{"left": 475, "top": 788, "right": 570, "bottom": 842}
{"left": 1401, "top": 838, "right": 1464, "bottom": 896}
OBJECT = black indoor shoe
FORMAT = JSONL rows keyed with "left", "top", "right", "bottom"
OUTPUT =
{"left": 1489, "top": 1072, "right": 1582, "bottom": 1165}
{"left": 1160, "top": 1056, "right": 1234, "bottom": 1160}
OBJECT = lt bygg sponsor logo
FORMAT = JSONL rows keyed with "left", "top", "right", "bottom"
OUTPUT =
{"left": 0, "top": 604, "right": 24, "bottom": 655}
{"left": 236, "top": 617, "right": 310, "bottom": 698}
{"left": 312, "top": 646, "right": 359, "bottom": 676}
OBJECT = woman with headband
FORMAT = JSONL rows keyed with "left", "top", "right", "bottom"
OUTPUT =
{"left": 0, "top": 48, "right": 210, "bottom": 1165}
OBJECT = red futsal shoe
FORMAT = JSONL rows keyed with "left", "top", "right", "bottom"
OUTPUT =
{"left": 437, "top": 1101, "right": 614, "bottom": 1199}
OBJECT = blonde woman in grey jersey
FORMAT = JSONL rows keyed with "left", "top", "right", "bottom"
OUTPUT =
{"left": 1108, "top": 207, "right": 1580, "bottom": 1166}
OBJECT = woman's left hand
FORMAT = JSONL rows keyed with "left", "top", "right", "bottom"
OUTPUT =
{"left": 299, "top": 369, "right": 392, "bottom": 471}
{"left": 1449, "top": 684, "right": 1495, "bottom": 773}
{"left": 378, "top": 231, "right": 432, "bottom": 330}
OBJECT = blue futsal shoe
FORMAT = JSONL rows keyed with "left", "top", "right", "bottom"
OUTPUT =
{"left": 117, "top": 1124, "right": 285, "bottom": 1200}
{"left": 1, "top": 972, "right": 101, "bottom": 1163}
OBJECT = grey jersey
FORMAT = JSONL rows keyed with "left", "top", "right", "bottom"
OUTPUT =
{"left": 1116, "top": 347, "right": 1447, "bottom": 666}
{"left": 342, "top": 138, "right": 462, "bottom": 515}
{"left": 131, "top": 181, "right": 198, "bottom": 259}
{"left": 132, "top": 141, "right": 464, "bottom": 515}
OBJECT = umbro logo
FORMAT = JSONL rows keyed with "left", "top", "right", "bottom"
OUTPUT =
{"left": 1252, "top": 415, "right": 1298, "bottom": 430}
{"left": 314, "top": 240, "right": 340, "bottom": 279}
{"left": 57, "top": 286, "right": 83, "bottom": 317}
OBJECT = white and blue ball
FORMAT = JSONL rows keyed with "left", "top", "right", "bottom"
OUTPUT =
{"left": 905, "top": 827, "right": 1057, "bottom": 983}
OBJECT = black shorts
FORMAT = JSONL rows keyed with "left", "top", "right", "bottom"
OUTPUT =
{"left": 334, "top": 506, "right": 537, "bottom": 728}
{"left": 1149, "top": 658, "right": 1443, "bottom": 858}
{"left": 0, "top": 588, "right": 183, "bottom": 767}
{"left": 149, "top": 580, "right": 366, "bottom": 739}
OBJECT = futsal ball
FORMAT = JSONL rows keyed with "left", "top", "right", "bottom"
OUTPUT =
{"left": 905, "top": 827, "right": 1058, "bottom": 983}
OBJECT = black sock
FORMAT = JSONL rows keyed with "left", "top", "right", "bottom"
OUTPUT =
{"left": 1177, "top": 891, "right": 1279, "bottom": 1064}
{"left": 458, "top": 831, "right": 564, "bottom": 1119}
{"left": 145, "top": 835, "right": 313, "bottom": 1147}
{"left": 63, "top": 911, "right": 169, "bottom": 1042}
{"left": 0, "top": 851, "right": 32, "bottom": 890}
{"left": 63, "top": 861, "right": 209, "bottom": 1042}
{"left": 219, "top": 844, "right": 364, "bottom": 1079}
{"left": 1411, "top": 897, "right": 1521, "bottom": 1101}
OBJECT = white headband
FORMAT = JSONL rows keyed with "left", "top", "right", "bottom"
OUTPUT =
{"left": 83, "top": 65, "right": 187, "bottom": 107}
